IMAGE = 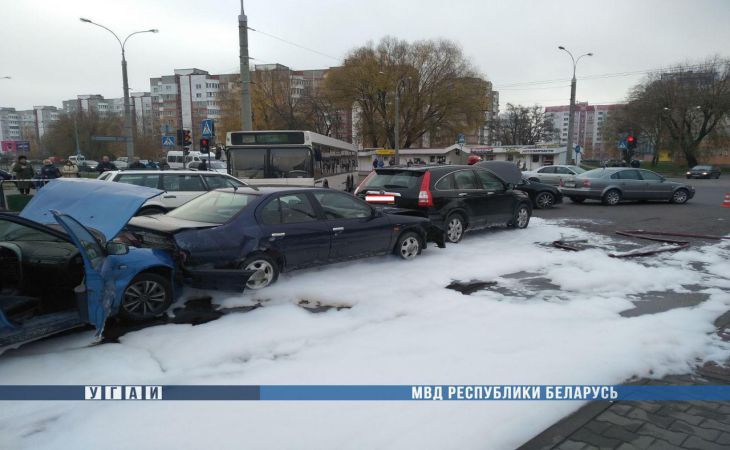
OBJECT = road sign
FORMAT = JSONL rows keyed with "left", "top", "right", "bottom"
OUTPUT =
{"left": 618, "top": 140, "right": 627, "bottom": 150}
{"left": 574, "top": 145, "right": 581, "bottom": 154}
{"left": 91, "top": 135, "right": 130, "bottom": 142}
{"left": 457, "top": 133, "right": 465, "bottom": 145}
{"left": 201, "top": 119, "right": 214, "bottom": 138}
{"left": 17, "top": 141, "right": 30, "bottom": 152}
{"left": 162, "top": 136, "right": 175, "bottom": 147}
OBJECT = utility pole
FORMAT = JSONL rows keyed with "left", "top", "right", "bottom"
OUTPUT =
{"left": 394, "top": 88, "right": 400, "bottom": 165}
{"left": 239, "top": 0, "right": 253, "bottom": 130}
{"left": 558, "top": 46, "right": 592, "bottom": 165}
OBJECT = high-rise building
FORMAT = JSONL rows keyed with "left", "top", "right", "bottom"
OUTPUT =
{"left": 150, "top": 69, "right": 221, "bottom": 148}
{"left": 544, "top": 102, "right": 624, "bottom": 159}
{"left": 0, "top": 108, "right": 22, "bottom": 142}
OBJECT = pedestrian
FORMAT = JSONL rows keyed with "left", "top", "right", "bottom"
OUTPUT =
{"left": 61, "top": 159, "right": 79, "bottom": 178}
{"left": 377, "top": 159, "right": 384, "bottom": 168}
{"left": 40, "top": 159, "right": 61, "bottom": 180}
{"left": 96, "top": 156, "right": 117, "bottom": 173}
{"left": 372, "top": 158, "right": 378, "bottom": 169}
{"left": 128, "top": 157, "right": 146, "bottom": 170}
{"left": 198, "top": 159, "right": 208, "bottom": 171}
{"left": 11, "top": 156, "right": 35, "bottom": 195}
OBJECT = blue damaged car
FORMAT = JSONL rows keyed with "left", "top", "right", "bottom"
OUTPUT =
{"left": 0, "top": 179, "right": 248, "bottom": 354}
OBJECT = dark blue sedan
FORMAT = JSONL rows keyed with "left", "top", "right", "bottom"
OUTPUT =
{"left": 126, "top": 187, "right": 438, "bottom": 289}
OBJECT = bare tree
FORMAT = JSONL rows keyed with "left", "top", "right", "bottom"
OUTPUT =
{"left": 497, "top": 104, "right": 556, "bottom": 145}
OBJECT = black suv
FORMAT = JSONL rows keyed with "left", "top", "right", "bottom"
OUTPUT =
{"left": 354, "top": 162, "right": 532, "bottom": 243}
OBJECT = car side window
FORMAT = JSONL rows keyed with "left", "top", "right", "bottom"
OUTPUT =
{"left": 618, "top": 170, "right": 642, "bottom": 180}
{"left": 539, "top": 167, "right": 556, "bottom": 174}
{"left": 279, "top": 194, "right": 318, "bottom": 224}
{"left": 115, "top": 174, "right": 160, "bottom": 188}
{"left": 314, "top": 191, "right": 371, "bottom": 219}
{"left": 476, "top": 170, "right": 504, "bottom": 191}
{"left": 435, "top": 173, "right": 456, "bottom": 190}
{"left": 640, "top": 171, "right": 662, "bottom": 181}
{"left": 204, "top": 175, "right": 244, "bottom": 190}
{"left": 260, "top": 198, "right": 282, "bottom": 225}
{"left": 453, "top": 170, "right": 479, "bottom": 189}
{"left": 555, "top": 167, "right": 572, "bottom": 174}
{"left": 163, "top": 174, "right": 206, "bottom": 191}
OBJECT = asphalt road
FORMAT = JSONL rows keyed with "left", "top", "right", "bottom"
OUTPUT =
{"left": 533, "top": 177, "right": 730, "bottom": 237}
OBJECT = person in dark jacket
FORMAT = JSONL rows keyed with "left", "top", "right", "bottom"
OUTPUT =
{"left": 12, "top": 156, "right": 35, "bottom": 194}
{"left": 128, "top": 157, "right": 147, "bottom": 170}
{"left": 198, "top": 159, "right": 208, "bottom": 171}
{"left": 96, "top": 156, "right": 118, "bottom": 173}
{"left": 37, "top": 159, "right": 61, "bottom": 189}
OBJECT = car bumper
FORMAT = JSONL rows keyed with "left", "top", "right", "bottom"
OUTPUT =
{"left": 559, "top": 188, "right": 602, "bottom": 199}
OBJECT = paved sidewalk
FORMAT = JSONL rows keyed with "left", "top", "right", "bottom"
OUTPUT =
{"left": 519, "top": 315, "right": 730, "bottom": 450}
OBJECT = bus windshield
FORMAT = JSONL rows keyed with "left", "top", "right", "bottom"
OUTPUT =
{"left": 229, "top": 146, "right": 313, "bottom": 179}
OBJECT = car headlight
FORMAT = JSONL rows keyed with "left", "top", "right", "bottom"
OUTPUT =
{"left": 702, "top": 172, "right": 708, "bottom": 175}
{"left": 686, "top": 171, "right": 691, "bottom": 175}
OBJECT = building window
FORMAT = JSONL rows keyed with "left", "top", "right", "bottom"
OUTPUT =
{"left": 196, "top": 93, "right": 202, "bottom": 98}
{"left": 532, "top": 155, "right": 539, "bottom": 163}
{"left": 196, "top": 84, "right": 202, "bottom": 89}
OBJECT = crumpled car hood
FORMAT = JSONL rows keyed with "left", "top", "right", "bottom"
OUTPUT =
{"left": 20, "top": 178, "right": 162, "bottom": 241}
{"left": 475, "top": 160, "right": 523, "bottom": 185}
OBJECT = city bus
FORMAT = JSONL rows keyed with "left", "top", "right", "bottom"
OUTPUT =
{"left": 225, "top": 130, "right": 358, "bottom": 190}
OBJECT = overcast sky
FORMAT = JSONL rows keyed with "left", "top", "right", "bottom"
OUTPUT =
{"left": 2, "top": 0, "right": 729, "bottom": 111}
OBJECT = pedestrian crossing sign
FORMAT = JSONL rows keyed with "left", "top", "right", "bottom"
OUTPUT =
{"left": 162, "top": 136, "right": 175, "bottom": 147}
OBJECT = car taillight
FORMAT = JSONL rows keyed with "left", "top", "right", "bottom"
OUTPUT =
{"left": 418, "top": 171, "right": 432, "bottom": 207}
{"left": 582, "top": 179, "right": 591, "bottom": 188}
{"left": 354, "top": 171, "right": 376, "bottom": 195}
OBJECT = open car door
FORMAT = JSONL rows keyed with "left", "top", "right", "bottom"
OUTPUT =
{"left": 52, "top": 211, "right": 113, "bottom": 334}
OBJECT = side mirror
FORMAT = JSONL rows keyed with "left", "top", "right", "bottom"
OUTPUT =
{"left": 106, "top": 241, "right": 129, "bottom": 255}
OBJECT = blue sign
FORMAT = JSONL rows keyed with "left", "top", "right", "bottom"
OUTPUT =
{"left": 574, "top": 145, "right": 581, "bottom": 154}
{"left": 457, "top": 133, "right": 465, "bottom": 145}
{"left": 619, "top": 140, "right": 627, "bottom": 150}
{"left": 162, "top": 136, "right": 175, "bottom": 147}
{"left": 201, "top": 119, "right": 214, "bottom": 138}
{"left": 16, "top": 141, "right": 30, "bottom": 152}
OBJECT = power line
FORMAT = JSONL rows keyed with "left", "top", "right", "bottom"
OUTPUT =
{"left": 247, "top": 27, "right": 340, "bottom": 62}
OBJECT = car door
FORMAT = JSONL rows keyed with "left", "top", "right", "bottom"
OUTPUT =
{"left": 161, "top": 173, "right": 207, "bottom": 208}
{"left": 256, "top": 193, "right": 331, "bottom": 269}
{"left": 537, "top": 166, "right": 558, "bottom": 185}
{"left": 614, "top": 169, "right": 645, "bottom": 199}
{"left": 554, "top": 166, "right": 574, "bottom": 185}
{"left": 450, "top": 169, "right": 492, "bottom": 228}
{"left": 639, "top": 170, "right": 673, "bottom": 200}
{"left": 312, "top": 190, "right": 393, "bottom": 261}
{"left": 474, "top": 169, "right": 514, "bottom": 224}
{"left": 52, "top": 212, "right": 112, "bottom": 333}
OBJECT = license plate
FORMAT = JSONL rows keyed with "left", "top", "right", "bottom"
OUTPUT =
{"left": 365, "top": 195, "right": 396, "bottom": 204}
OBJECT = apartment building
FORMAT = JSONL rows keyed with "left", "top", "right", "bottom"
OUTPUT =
{"left": 544, "top": 102, "right": 624, "bottom": 159}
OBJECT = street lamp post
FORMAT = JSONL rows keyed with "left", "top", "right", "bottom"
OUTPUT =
{"left": 80, "top": 18, "right": 158, "bottom": 160}
{"left": 558, "top": 46, "right": 593, "bottom": 165}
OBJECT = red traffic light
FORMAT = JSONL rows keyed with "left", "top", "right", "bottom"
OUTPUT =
{"left": 627, "top": 136, "right": 634, "bottom": 142}
{"left": 201, "top": 139, "right": 208, "bottom": 146}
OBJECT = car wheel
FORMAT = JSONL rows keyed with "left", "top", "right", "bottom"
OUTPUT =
{"left": 119, "top": 273, "right": 172, "bottom": 322}
{"left": 510, "top": 204, "right": 531, "bottom": 229}
{"left": 602, "top": 189, "right": 621, "bottom": 206}
{"left": 240, "top": 254, "right": 279, "bottom": 290}
{"left": 670, "top": 189, "right": 689, "bottom": 204}
{"left": 394, "top": 231, "right": 421, "bottom": 260}
{"left": 445, "top": 213, "right": 465, "bottom": 243}
{"left": 137, "top": 206, "right": 166, "bottom": 216}
{"left": 569, "top": 197, "right": 586, "bottom": 204}
{"left": 535, "top": 192, "right": 555, "bottom": 209}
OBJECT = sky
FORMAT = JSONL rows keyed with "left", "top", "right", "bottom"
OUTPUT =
{"left": 1, "top": 0, "right": 729, "bottom": 111}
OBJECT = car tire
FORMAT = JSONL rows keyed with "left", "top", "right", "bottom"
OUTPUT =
{"left": 240, "top": 254, "right": 279, "bottom": 290}
{"left": 509, "top": 203, "right": 531, "bottom": 229}
{"left": 394, "top": 231, "right": 421, "bottom": 260}
{"left": 569, "top": 197, "right": 586, "bottom": 204}
{"left": 137, "top": 206, "right": 166, "bottom": 216}
{"left": 445, "top": 213, "right": 465, "bottom": 243}
{"left": 602, "top": 189, "right": 622, "bottom": 206}
{"left": 670, "top": 188, "right": 689, "bottom": 204}
{"left": 119, "top": 272, "right": 173, "bottom": 322}
{"left": 535, "top": 192, "right": 556, "bottom": 209}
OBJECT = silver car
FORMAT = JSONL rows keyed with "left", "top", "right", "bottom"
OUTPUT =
{"left": 561, "top": 168, "right": 695, "bottom": 205}
{"left": 523, "top": 165, "right": 586, "bottom": 186}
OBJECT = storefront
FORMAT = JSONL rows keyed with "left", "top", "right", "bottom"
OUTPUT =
{"left": 470, "top": 146, "right": 567, "bottom": 170}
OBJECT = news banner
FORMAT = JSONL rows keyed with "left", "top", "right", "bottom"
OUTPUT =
{"left": 1, "top": 385, "right": 730, "bottom": 401}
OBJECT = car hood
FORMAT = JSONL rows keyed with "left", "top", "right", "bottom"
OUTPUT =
{"left": 128, "top": 214, "right": 220, "bottom": 234}
{"left": 475, "top": 160, "right": 523, "bottom": 185}
{"left": 20, "top": 178, "right": 162, "bottom": 241}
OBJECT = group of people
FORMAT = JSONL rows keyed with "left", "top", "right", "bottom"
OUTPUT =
{"left": 9, "top": 156, "right": 82, "bottom": 194}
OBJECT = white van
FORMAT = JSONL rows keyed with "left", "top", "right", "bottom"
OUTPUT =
{"left": 166, "top": 151, "right": 205, "bottom": 169}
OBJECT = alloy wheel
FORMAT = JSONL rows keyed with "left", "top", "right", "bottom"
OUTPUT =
{"left": 399, "top": 236, "right": 420, "bottom": 260}
{"left": 122, "top": 280, "right": 168, "bottom": 317}
{"left": 516, "top": 207, "right": 530, "bottom": 228}
{"left": 245, "top": 259, "right": 275, "bottom": 289}
{"left": 535, "top": 192, "right": 554, "bottom": 209}
{"left": 447, "top": 217, "right": 464, "bottom": 243}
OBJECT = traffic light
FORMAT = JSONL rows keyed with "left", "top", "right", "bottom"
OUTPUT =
{"left": 200, "top": 138, "right": 210, "bottom": 153}
{"left": 176, "top": 129, "right": 184, "bottom": 146}
{"left": 626, "top": 135, "right": 637, "bottom": 150}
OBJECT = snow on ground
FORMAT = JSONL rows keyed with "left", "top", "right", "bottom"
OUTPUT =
{"left": 1, "top": 218, "right": 729, "bottom": 450}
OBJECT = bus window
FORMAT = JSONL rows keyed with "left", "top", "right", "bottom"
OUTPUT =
{"left": 270, "top": 148, "right": 313, "bottom": 178}
{"left": 231, "top": 147, "right": 267, "bottom": 178}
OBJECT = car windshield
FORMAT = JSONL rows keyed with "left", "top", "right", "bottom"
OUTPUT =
{"left": 580, "top": 168, "right": 610, "bottom": 178}
{"left": 567, "top": 166, "right": 587, "bottom": 174}
{"left": 0, "top": 219, "right": 66, "bottom": 242}
{"left": 166, "top": 190, "right": 255, "bottom": 224}
{"left": 362, "top": 170, "right": 422, "bottom": 190}
{"left": 692, "top": 165, "right": 711, "bottom": 170}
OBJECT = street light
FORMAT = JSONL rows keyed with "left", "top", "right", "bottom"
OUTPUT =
{"left": 80, "top": 18, "right": 158, "bottom": 160}
{"left": 558, "top": 46, "right": 593, "bottom": 164}
{"left": 379, "top": 72, "right": 411, "bottom": 165}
